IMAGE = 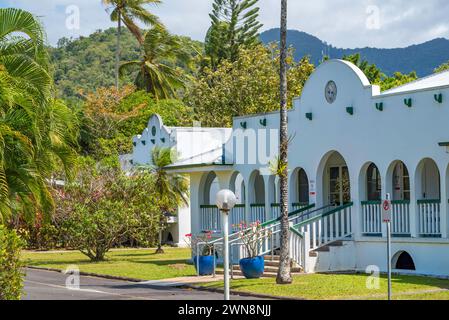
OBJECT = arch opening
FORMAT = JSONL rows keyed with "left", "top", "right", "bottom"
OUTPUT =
{"left": 416, "top": 158, "right": 440, "bottom": 201}
{"left": 319, "top": 151, "right": 351, "bottom": 206}
{"left": 366, "top": 163, "right": 382, "bottom": 201}
{"left": 290, "top": 168, "right": 310, "bottom": 205}
{"left": 389, "top": 161, "right": 411, "bottom": 201}
{"left": 230, "top": 171, "right": 246, "bottom": 204}
{"left": 249, "top": 170, "right": 265, "bottom": 204}
{"left": 393, "top": 251, "right": 416, "bottom": 271}
{"left": 199, "top": 171, "right": 219, "bottom": 205}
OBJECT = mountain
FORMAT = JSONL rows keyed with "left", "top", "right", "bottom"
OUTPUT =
{"left": 260, "top": 28, "right": 449, "bottom": 77}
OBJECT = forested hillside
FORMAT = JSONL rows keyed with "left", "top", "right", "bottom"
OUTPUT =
{"left": 49, "top": 28, "right": 201, "bottom": 102}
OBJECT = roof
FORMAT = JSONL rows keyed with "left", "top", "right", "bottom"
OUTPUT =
{"left": 381, "top": 69, "right": 449, "bottom": 95}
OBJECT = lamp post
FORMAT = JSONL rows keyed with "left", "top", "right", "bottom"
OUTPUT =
{"left": 216, "top": 189, "right": 237, "bottom": 301}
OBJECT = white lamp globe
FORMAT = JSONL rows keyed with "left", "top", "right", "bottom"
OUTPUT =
{"left": 215, "top": 189, "right": 237, "bottom": 212}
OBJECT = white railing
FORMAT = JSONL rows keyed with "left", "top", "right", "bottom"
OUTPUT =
{"left": 271, "top": 204, "right": 280, "bottom": 220}
{"left": 201, "top": 204, "right": 247, "bottom": 233}
{"left": 391, "top": 201, "right": 410, "bottom": 235}
{"left": 230, "top": 205, "right": 246, "bottom": 232}
{"left": 292, "top": 202, "right": 310, "bottom": 212}
{"left": 270, "top": 203, "right": 310, "bottom": 221}
{"left": 418, "top": 200, "right": 441, "bottom": 237}
{"left": 250, "top": 204, "right": 266, "bottom": 223}
{"left": 295, "top": 203, "right": 353, "bottom": 251}
{"left": 200, "top": 205, "right": 221, "bottom": 232}
{"left": 361, "top": 201, "right": 382, "bottom": 235}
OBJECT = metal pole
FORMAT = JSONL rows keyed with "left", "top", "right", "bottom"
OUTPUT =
{"left": 223, "top": 210, "right": 230, "bottom": 301}
{"left": 387, "top": 220, "right": 392, "bottom": 301}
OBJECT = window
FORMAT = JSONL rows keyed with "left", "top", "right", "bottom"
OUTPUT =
{"left": 367, "top": 164, "right": 381, "bottom": 201}
{"left": 298, "top": 169, "right": 309, "bottom": 204}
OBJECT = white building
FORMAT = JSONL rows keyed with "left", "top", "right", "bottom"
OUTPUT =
{"left": 132, "top": 59, "right": 449, "bottom": 277}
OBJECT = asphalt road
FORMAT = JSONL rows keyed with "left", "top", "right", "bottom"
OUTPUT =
{"left": 23, "top": 268, "right": 260, "bottom": 300}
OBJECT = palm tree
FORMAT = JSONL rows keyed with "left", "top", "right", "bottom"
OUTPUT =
{"left": 0, "top": 8, "right": 78, "bottom": 222}
{"left": 119, "top": 25, "right": 193, "bottom": 99}
{"left": 276, "top": 0, "right": 292, "bottom": 284}
{"left": 148, "top": 146, "right": 189, "bottom": 254}
{"left": 102, "top": 0, "right": 162, "bottom": 90}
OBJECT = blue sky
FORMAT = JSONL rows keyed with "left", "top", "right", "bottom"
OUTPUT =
{"left": 1, "top": 0, "right": 448, "bottom": 48}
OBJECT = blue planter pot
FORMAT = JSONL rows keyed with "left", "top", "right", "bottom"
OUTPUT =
{"left": 239, "top": 256, "right": 264, "bottom": 279}
{"left": 193, "top": 256, "right": 215, "bottom": 276}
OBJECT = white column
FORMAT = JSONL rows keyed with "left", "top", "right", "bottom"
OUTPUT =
{"left": 264, "top": 175, "right": 273, "bottom": 221}
{"left": 189, "top": 172, "right": 203, "bottom": 236}
{"left": 440, "top": 163, "right": 448, "bottom": 238}
{"left": 351, "top": 174, "right": 362, "bottom": 240}
{"left": 409, "top": 172, "right": 418, "bottom": 238}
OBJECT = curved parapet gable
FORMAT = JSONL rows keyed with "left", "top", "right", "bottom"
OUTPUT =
{"left": 132, "top": 114, "right": 172, "bottom": 165}
{"left": 298, "top": 59, "right": 379, "bottom": 109}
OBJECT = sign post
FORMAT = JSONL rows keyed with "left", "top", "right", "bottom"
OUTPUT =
{"left": 382, "top": 193, "right": 392, "bottom": 301}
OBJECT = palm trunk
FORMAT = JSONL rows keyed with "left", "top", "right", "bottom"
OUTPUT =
{"left": 155, "top": 218, "right": 165, "bottom": 254}
{"left": 276, "top": 0, "right": 292, "bottom": 285}
{"left": 115, "top": 12, "right": 121, "bottom": 90}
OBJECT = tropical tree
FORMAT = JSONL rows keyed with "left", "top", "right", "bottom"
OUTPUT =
{"left": 276, "top": 0, "right": 292, "bottom": 285}
{"left": 102, "top": 0, "right": 161, "bottom": 89}
{"left": 0, "top": 8, "right": 78, "bottom": 222}
{"left": 205, "top": 0, "right": 263, "bottom": 69}
{"left": 434, "top": 61, "right": 449, "bottom": 73}
{"left": 147, "top": 146, "right": 189, "bottom": 254}
{"left": 342, "top": 53, "right": 383, "bottom": 85}
{"left": 119, "top": 26, "right": 194, "bottom": 99}
{"left": 342, "top": 53, "right": 417, "bottom": 91}
{"left": 186, "top": 44, "right": 314, "bottom": 127}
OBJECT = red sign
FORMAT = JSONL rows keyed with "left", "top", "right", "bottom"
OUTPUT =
{"left": 382, "top": 199, "right": 392, "bottom": 222}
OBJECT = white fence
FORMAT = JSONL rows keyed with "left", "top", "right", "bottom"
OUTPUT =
{"left": 391, "top": 201, "right": 410, "bottom": 235}
{"left": 418, "top": 200, "right": 441, "bottom": 236}
{"left": 361, "top": 201, "right": 382, "bottom": 235}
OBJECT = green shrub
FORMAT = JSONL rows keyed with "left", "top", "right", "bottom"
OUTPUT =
{"left": 0, "top": 225, "right": 25, "bottom": 300}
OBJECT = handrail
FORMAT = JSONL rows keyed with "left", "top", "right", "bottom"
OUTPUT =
{"left": 261, "top": 203, "right": 316, "bottom": 227}
{"left": 289, "top": 226, "right": 304, "bottom": 238}
{"left": 292, "top": 202, "right": 354, "bottom": 230}
{"left": 206, "top": 203, "right": 315, "bottom": 246}
{"left": 417, "top": 199, "right": 441, "bottom": 204}
{"left": 292, "top": 202, "right": 310, "bottom": 207}
{"left": 250, "top": 203, "right": 265, "bottom": 207}
{"left": 361, "top": 200, "right": 381, "bottom": 205}
{"left": 391, "top": 200, "right": 410, "bottom": 205}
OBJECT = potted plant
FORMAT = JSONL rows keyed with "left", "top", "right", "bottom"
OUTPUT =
{"left": 186, "top": 231, "right": 216, "bottom": 276}
{"left": 236, "top": 221, "right": 271, "bottom": 279}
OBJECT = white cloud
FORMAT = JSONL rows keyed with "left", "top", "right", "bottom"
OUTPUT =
{"left": 0, "top": 0, "right": 448, "bottom": 48}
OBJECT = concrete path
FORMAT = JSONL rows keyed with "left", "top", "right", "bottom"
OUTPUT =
{"left": 23, "top": 268, "right": 257, "bottom": 300}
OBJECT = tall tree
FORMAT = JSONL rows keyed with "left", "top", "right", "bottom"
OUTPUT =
{"left": 149, "top": 147, "right": 189, "bottom": 254}
{"left": 0, "top": 8, "right": 78, "bottom": 222}
{"left": 276, "top": 0, "right": 292, "bottom": 285}
{"left": 186, "top": 44, "right": 314, "bottom": 127}
{"left": 102, "top": 0, "right": 161, "bottom": 89}
{"left": 119, "top": 26, "right": 194, "bottom": 99}
{"left": 205, "top": 0, "right": 263, "bottom": 69}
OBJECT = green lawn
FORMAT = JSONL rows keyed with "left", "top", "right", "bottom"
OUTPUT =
{"left": 198, "top": 273, "right": 449, "bottom": 300}
{"left": 22, "top": 248, "right": 196, "bottom": 280}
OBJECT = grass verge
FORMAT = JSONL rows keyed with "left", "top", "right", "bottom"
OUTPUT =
{"left": 22, "top": 248, "right": 195, "bottom": 281}
{"left": 197, "top": 273, "right": 449, "bottom": 300}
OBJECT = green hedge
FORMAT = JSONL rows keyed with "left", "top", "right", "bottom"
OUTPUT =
{"left": 0, "top": 226, "right": 25, "bottom": 300}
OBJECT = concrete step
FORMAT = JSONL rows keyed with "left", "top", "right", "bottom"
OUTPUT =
{"left": 264, "top": 260, "right": 281, "bottom": 267}
{"left": 327, "top": 240, "right": 344, "bottom": 247}
{"left": 231, "top": 265, "right": 302, "bottom": 273}
{"left": 264, "top": 255, "right": 280, "bottom": 261}
{"left": 217, "top": 269, "right": 303, "bottom": 278}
